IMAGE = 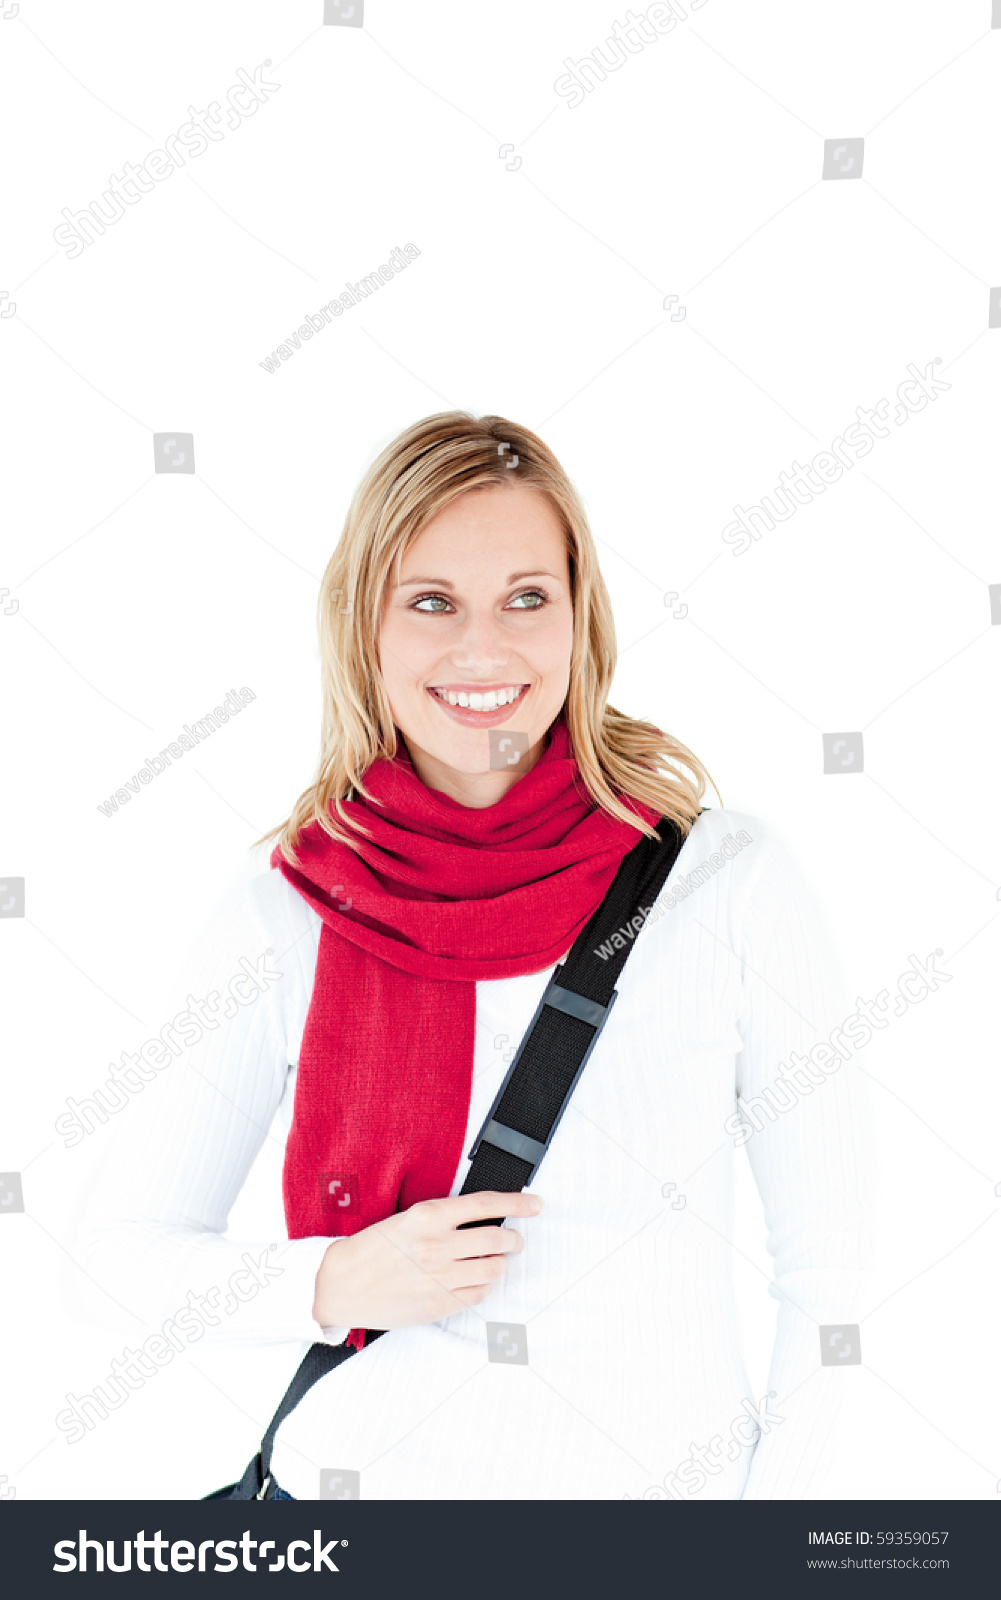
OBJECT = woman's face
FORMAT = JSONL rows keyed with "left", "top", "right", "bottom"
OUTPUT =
{"left": 378, "top": 481, "right": 574, "bottom": 806}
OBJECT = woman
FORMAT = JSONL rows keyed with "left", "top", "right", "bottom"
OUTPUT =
{"left": 80, "top": 413, "right": 870, "bottom": 1500}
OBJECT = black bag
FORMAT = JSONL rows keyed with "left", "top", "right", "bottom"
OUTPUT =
{"left": 206, "top": 812, "right": 689, "bottom": 1499}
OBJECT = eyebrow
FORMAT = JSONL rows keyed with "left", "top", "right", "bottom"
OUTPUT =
{"left": 397, "top": 569, "right": 560, "bottom": 587}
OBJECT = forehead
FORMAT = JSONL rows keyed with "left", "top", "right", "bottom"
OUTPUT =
{"left": 401, "top": 483, "right": 567, "bottom": 570}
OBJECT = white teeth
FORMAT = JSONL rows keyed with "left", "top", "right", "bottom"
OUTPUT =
{"left": 432, "top": 685, "right": 526, "bottom": 710}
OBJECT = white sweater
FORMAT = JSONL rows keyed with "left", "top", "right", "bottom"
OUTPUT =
{"left": 77, "top": 807, "right": 872, "bottom": 1500}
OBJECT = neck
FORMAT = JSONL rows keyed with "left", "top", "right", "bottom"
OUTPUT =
{"left": 400, "top": 733, "right": 547, "bottom": 808}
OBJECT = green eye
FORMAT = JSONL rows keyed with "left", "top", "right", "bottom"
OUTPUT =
{"left": 410, "top": 588, "right": 549, "bottom": 613}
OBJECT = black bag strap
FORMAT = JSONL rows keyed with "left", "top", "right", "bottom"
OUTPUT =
{"left": 456, "top": 811, "right": 688, "bottom": 1227}
{"left": 212, "top": 811, "right": 690, "bottom": 1498}
{"left": 212, "top": 1341, "right": 359, "bottom": 1499}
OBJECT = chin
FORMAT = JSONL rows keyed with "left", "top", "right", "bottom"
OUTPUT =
{"left": 399, "top": 701, "right": 551, "bottom": 776}
{"left": 422, "top": 723, "right": 534, "bottom": 772}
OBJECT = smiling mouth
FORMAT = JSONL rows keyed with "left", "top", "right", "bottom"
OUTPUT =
{"left": 427, "top": 684, "right": 529, "bottom": 712}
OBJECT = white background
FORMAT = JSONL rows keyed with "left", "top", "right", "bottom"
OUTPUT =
{"left": 0, "top": 0, "right": 998, "bottom": 1501}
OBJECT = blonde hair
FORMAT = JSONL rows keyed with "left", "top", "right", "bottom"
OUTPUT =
{"left": 255, "top": 412, "right": 719, "bottom": 868}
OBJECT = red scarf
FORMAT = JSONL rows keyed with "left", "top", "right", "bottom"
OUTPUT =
{"left": 271, "top": 713, "right": 658, "bottom": 1348}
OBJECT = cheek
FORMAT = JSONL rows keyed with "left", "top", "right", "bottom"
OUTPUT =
{"left": 535, "top": 608, "right": 574, "bottom": 674}
{"left": 378, "top": 614, "right": 428, "bottom": 686}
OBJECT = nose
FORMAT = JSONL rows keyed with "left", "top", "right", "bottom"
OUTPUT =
{"left": 446, "top": 604, "right": 513, "bottom": 674}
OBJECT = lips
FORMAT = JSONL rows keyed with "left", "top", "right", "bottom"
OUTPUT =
{"left": 428, "top": 684, "right": 527, "bottom": 711}
{"left": 425, "top": 683, "right": 530, "bottom": 729}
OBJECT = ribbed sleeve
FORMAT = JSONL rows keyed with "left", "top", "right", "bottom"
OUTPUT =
{"left": 73, "top": 871, "right": 352, "bottom": 1349}
{"left": 726, "top": 832, "right": 874, "bottom": 1496}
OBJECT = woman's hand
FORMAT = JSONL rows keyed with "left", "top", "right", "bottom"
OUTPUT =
{"left": 312, "top": 1190, "right": 543, "bottom": 1331}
